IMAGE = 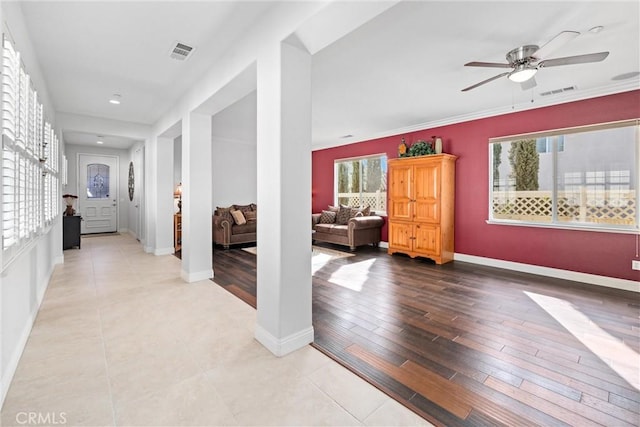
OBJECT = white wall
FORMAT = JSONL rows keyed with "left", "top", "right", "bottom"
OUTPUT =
{"left": 128, "top": 142, "right": 145, "bottom": 241}
{"left": 211, "top": 91, "right": 257, "bottom": 209}
{"left": 173, "top": 136, "right": 182, "bottom": 214}
{"left": 0, "top": 2, "right": 62, "bottom": 407}
{"left": 64, "top": 144, "right": 132, "bottom": 233}
{"left": 173, "top": 136, "right": 182, "bottom": 190}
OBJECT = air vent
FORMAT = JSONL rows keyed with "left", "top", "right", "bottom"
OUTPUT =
{"left": 540, "top": 86, "right": 577, "bottom": 96}
{"left": 169, "top": 42, "right": 194, "bottom": 61}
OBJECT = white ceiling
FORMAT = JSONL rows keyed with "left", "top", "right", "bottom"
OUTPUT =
{"left": 15, "top": 1, "right": 640, "bottom": 150}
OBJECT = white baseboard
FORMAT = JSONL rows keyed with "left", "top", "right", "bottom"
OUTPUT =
{"left": 255, "top": 324, "right": 314, "bottom": 357}
{"left": 379, "top": 241, "right": 389, "bottom": 249}
{"left": 154, "top": 247, "right": 174, "bottom": 256}
{"left": 143, "top": 245, "right": 153, "bottom": 254}
{"left": 54, "top": 255, "right": 64, "bottom": 265}
{"left": 454, "top": 253, "right": 639, "bottom": 293}
{"left": 180, "top": 268, "right": 213, "bottom": 283}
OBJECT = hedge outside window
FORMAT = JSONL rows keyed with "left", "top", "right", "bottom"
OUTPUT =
{"left": 489, "top": 120, "right": 639, "bottom": 232}
{"left": 334, "top": 154, "right": 387, "bottom": 214}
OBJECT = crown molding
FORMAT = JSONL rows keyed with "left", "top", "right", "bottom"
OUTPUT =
{"left": 311, "top": 81, "right": 640, "bottom": 151}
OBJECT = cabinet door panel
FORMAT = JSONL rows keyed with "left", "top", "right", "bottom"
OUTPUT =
{"left": 388, "top": 164, "right": 412, "bottom": 220}
{"left": 414, "top": 162, "right": 440, "bottom": 223}
{"left": 389, "top": 221, "right": 412, "bottom": 251}
{"left": 414, "top": 224, "right": 440, "bottom": 255}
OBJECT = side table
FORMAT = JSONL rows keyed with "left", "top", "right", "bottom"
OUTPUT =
{"left": 63, "top": 215, "right": 82, "bottom": 250}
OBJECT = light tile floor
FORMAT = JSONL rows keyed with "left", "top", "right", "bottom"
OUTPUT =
{"left": 1, "top": 233, "right": 432, "bottom": 426}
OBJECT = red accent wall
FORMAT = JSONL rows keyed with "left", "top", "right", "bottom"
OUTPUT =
{"left": 312, "top": 90, "right": 640, "bottom": 282}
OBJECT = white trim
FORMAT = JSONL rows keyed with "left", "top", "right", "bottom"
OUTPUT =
{"left": 254, "top": 324, "right": 314, "bottom": 357}
{"left": 379, "top": 241, "right": 389, "bottom": 249}
{"left": 454, "top": 253, "right": 639, "bottom": 293}
{"left": 143, "top": 245, "right": 153, "bottom": 254}
{"left": 311, "top": 83, "right": 639, "bottom": 151}
{"left": 154, "top": 246, "right": 174, "bottom": 256}
{"left": 54, "top": 254, "right": 64, "bottom": 265}
{"left": 180, "top": 268, "right": 213, "bottom": 283}
{"left": 486, "top": 219, "right": 639, "bottom": 235}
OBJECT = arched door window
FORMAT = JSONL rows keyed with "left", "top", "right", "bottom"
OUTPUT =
{"left": 86, "top": 163, "right": 110, "bottom": 199}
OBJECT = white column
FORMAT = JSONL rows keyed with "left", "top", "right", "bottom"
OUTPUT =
{"left": 181, "top": 112, "right": 213, "bottom": 282}
{"left": 255, "top": 36, "right": 313, "bottom": 356}
{"left": 147, "top": 136, "right": 174, "bottom": 255}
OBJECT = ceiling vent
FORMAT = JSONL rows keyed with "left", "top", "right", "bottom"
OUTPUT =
{"left": 540, "top": 86, "right": 577, "bottom": 96}
{"left": 169, "top": 42, "right": 194, "bottom": 61}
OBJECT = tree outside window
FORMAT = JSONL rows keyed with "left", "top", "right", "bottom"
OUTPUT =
{"left": 335, "top": 155, "right": 387, "bottom": 213}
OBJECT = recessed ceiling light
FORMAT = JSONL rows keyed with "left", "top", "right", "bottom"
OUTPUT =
{"left": 588, "top": 26, "right": 604, "bottom": 34}
{"left": 96, "top": 140, "right": 104, "bottom": 144}
{"left": 109, "top": 94, "right": 121, "bottom": 105}
{"left": 97, "top": 135, "right": 104, "bottom": 144}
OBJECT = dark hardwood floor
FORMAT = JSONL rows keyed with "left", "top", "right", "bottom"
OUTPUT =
{"left": 211, "top": 244, "right": 640, "bottom": 427}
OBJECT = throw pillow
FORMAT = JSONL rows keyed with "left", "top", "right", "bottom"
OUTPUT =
{"left": 216, "top": 206, "right": 234, "bottom": 223}
{"left": 250, "top": 203, "right": 257, "bottom": 211}
{"left": 350, "top": 206, "right": 371, "bottom": 218}
{"left": 319, "top": 210, "right": 336, "bottom": 224}
{"left": 231, "top": 209, "right": 247, "bottom": 225}
{"left": 336, "top": 205, "right": 351, "bottom": 225}
{"left": 327, "top": 205, "right": 340, "bottom": 213}
{"left": 245, "top": 210, "right": 257, "bottom": 223}
{"left": 234, "top": 204, "right": 253, "bottom": 215}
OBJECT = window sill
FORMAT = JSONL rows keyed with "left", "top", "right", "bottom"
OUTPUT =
{"left": 486, "top": 219, "right": 639, "bottom": 235}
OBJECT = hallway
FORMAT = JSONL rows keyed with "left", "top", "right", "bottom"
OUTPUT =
{"left": 1, "top": 234, "right": 430, "bottom": 426}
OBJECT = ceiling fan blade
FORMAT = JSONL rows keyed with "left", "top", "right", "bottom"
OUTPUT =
{"left": 521, "top": 76, "right": 537, "bottom": 91}
{"left": 461, "top": 72, "right": 510, "bottom": 92}
{"left": 533, "top": 31, "right": 580, "bottom": 59}
{"left": 465, "top": 61, "right": 512, "bottom": 68}
{"left": 539, "top": 52, "right": 609, "bottom": 68}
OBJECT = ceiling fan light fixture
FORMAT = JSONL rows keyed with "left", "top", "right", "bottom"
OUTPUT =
{"left": 508, "top": 65, "right": 538, "bottom": 83}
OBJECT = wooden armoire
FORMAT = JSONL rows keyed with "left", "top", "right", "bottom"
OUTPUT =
{"left": 387, "top": 154, "right": 457, "bottom": 264}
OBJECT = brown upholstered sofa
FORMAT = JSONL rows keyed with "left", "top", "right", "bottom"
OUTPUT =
{"left": 212, "top": 204, "right": 256, "bottom": 249}
{"left": 312, "top": 206, "right": 384, "bottom": 251}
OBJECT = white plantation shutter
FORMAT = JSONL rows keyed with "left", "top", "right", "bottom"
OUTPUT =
{"left": 2, "top": 145, "right": 16, "bottom": 250}
{"left": 2, "top": 34, "right": 60, "bottom": 267}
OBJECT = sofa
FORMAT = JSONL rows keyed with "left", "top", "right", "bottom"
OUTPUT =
{"left": 312, "top": 205, "right": 384, "bottom": 251}
{"left": 213, "top": 204, "right": 257, "bottom": 249}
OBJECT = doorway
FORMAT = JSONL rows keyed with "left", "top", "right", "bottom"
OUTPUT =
{"left": 78, "top": 154, "right": 118, "bottom": 234}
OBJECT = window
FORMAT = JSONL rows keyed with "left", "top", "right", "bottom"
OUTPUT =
{"left": 335, "top": 154, "right": 387, "bottom": 214}
{"left": 2, "top": 35, "right": 60, "bottom": 267}
{"left": 536, "top": 135, "right": 564, "bottom": 153}
{"left": 490, "top": 120, "right": 639, "bottom": 232}
{"left": 86, "top": 163, "right": 110, "bottom": 198}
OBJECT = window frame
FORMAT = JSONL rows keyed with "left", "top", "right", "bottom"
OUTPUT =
{"left": 333, "top": 153, "right": 387, "bottom": 215}
{"left": 487, "top": 119, "right": 639, "bottom": 234}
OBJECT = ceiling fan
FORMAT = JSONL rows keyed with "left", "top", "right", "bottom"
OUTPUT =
{"left": 461, "top": 31, "right": 609, "bottom": 92}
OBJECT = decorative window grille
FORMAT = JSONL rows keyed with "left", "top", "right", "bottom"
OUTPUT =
{"left": 2, "top": 34, "right": 60, "bottom": 267}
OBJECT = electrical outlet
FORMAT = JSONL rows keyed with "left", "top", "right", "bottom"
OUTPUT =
{"left": 633, "top": 260, "right": 640, "bottom": 271}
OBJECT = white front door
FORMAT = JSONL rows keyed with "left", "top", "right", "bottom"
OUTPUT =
{"left": 78, "top": 154, "right": 118, "bottom": 234}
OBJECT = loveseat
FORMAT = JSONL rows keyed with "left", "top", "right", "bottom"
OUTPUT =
{"left": 312, "top": 206, "right": 384, "bottom": 251}
{"left": 213, "top": 204, "right": 257, "bottom": 249}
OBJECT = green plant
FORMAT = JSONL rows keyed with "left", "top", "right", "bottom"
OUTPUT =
{"left": 508, "top": 139, "right": 539, "bottom": 191}
{"left": 408, "top": 140, "right": 435, "bottom": 157}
